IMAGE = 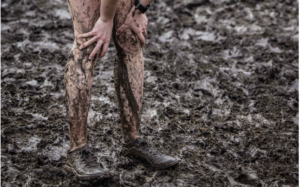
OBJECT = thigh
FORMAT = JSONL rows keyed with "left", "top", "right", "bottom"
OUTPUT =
{"left": 113, "top": 0, "right": 134, "bottom": 30}
{"left": 67, "top": 0, "right": 101, "bottom": 37}
{"left": 113, "top": 0, "right": 142, "bottom": 53}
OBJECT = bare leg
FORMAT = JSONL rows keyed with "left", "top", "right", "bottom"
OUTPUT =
{"left": 112, "top": 0, "right": 144, "bottom": 143}
{"left": 64, "top": 0, "right": 101, "bottom": 152}
{"left": 108, "top": 1, "right": 179, "bottom": 170}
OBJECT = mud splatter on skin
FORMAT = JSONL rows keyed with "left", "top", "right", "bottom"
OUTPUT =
{"left": 67, "top": 0, "right": 99, "bottom": 33}
{"left": 121, "top": 1, "right": 126, "bottom": 8}
{"left": 1, "top": 0, "right": 298, "bottom": 186}
{"left": 83, "top": 6, "right": 90, "bottom": 18}
{"left": 112, "top": 1, "right": 145, "bottom": 143}
{"left": 67, "top": 0, "right": 143, "bottom": 150}
{"left": 113, "top": 49, "right": 142, "bottom": 142}
{"left": 64, "top": 40, "right": 98, "bottom": 151}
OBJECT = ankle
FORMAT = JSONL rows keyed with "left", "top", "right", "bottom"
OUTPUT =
{"left": 123, "top": 136, "right": 139, "bottom": 145}
{"left": 69, "top": 142, "right": 88, "bottom": 153}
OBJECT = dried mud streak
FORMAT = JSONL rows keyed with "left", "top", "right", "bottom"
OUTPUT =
{"left": 88, "top": 7, "right": 100, "bottom": 34}
{"left": 67, "top": 0, "right": 100, "bottom": 34}
{"left": 64, "top": 45, "right": 97, "bottom": 150}
{"left": 113, "top": 39, "right": 141, "bottom": 142}
{"left": 64, "top": 0, "right": 101, "bottom": 151}
{"left": 111, "top": 0, "right": 144, "bottom": 143}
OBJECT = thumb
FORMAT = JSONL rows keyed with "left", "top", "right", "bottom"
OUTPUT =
{"left": 116, "top": 24, "right": 130, "bottom": 36}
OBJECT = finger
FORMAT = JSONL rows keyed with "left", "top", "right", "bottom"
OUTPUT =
{"left": 116, "top": 24, "right": 130, "bottom": 36}
{"left": 142, "top": 31, "right": 147, "bottom": 37}
{"left": 99, "top": 42, "right": 109, "bottom": 58}
{"left": 89, "top": 40, "right": 104, "bottom": 60}
{"left": 79, "top": 36, "right": 97, "bottom": 50}
{"left": 142, "top": 28, "right": 147, "bottom": 37}
{"left": 78, "top": 31, "right": 95, "bottom": 38}
{"left": 137, "top": 32, "right": 145, "bottom": 47}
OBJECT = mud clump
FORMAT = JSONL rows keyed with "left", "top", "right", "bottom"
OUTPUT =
{"left": 1, "top": 0, "right": 298, "bottom": 186}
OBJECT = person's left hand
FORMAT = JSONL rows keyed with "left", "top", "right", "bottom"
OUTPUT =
{"left": 116, "top": 6, "right": 148, "bottom": 47}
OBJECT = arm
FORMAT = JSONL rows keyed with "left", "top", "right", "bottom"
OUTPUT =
{"left": 139, "top": 0, "right": 154, "bottom": 7}
{"left": 79, "top": 0, "right": 119, "bottom": 59}
{"left": 116, "top": 0, "right": 155, "bottom": 47}
{"left": 100, "top": 0, "right": 119, "bottom": 22}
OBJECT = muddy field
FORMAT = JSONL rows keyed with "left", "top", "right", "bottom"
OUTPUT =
{"left": 1, "top": 0, "right": 299, "bottom": 186}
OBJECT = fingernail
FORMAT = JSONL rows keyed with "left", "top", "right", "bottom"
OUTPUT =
{"left": 79, "top": 46, "right": 82, "bottom": 50}
{"left": 89, "top": 56, "right": 93, "bottom": 60}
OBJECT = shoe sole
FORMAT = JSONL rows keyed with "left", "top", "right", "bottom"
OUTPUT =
{"left": 64, "top": 165, "right": 111, "bottom": 179}
{"left": 124, "top": 152, "right": 180, "bottom": 170}
{"left": 154, "top": 159, "right": 180, "bottom": 170}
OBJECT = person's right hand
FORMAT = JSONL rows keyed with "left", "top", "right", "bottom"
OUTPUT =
{"left": 78, "top": 17, "right": 113, "bottom": 60}
{"left": 116, "top": 6, "right": 148, "bottom": 47}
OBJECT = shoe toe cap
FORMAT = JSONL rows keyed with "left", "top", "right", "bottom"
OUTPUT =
{"left": 156, "top": 156, "right": 180, "bottom": 169}
{"left": 77, "top": 167, "right": 110, "bottom": 178}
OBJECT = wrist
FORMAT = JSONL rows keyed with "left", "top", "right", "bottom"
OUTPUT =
{"left": 139, "top": 0, "right": 148, "bottom": 7}
{"left": 135, "top": 8, "right": 143, "bottom": 15}
{"left": 134, "top": 0, "right": 151, "bottom": 13}
{"left": 99, "top": 17, "right": 114, "bottom": 23}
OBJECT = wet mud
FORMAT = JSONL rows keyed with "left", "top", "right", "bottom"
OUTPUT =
{"left": 1, "top": 0, "right": 298, "bottom": 186}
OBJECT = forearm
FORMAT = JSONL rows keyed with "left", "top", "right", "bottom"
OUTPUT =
{"left": 139, "top": 0, "right": 154, "bottom": 7}
{"left": 100, "top": 0, "right": 119, "bottom": 22}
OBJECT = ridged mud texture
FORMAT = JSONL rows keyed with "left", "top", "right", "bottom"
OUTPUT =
{"left": 1, "top": 0, "right": 298, "bottom": 186}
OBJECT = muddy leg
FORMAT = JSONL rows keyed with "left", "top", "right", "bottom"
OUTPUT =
{"left": 64, "top": 0, "right": 101, "bottom": 152}
{"left": 112, "top": 0, "right": 144, "bottom": 143}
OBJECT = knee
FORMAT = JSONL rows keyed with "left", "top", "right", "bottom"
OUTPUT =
{"left": 66, "top": 38, "right": 94, "bottom": 66}
{"left": 71, "top": 37, "right": 84, "bottom": 51}
{"left": 115, "top": 29, "right": 143, "bottom": 53}
{"left": 71, "top": 36, "right": 95, "bottom": 53}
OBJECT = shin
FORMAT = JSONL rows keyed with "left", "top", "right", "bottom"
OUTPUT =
{"left": 64, "top": 0, "right": 101, "bottom": 152}
{"left": 112, "top": 0, "right": 144, "bottom": 143}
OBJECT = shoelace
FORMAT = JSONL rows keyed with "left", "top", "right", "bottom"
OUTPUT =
{"left": 138, "top": 140, "right": 159, "bottom": 156}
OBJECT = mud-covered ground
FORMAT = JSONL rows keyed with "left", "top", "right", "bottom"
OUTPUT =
{"left": 1, "top": 0, "right": 298, "bottom": 186}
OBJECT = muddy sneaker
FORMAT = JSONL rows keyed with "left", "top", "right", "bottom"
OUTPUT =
{"left": 64, "top": 145, "right": 111, "bottom": 179}
{"left": 122, "top": 138, "right": 180, "bottom": 169}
